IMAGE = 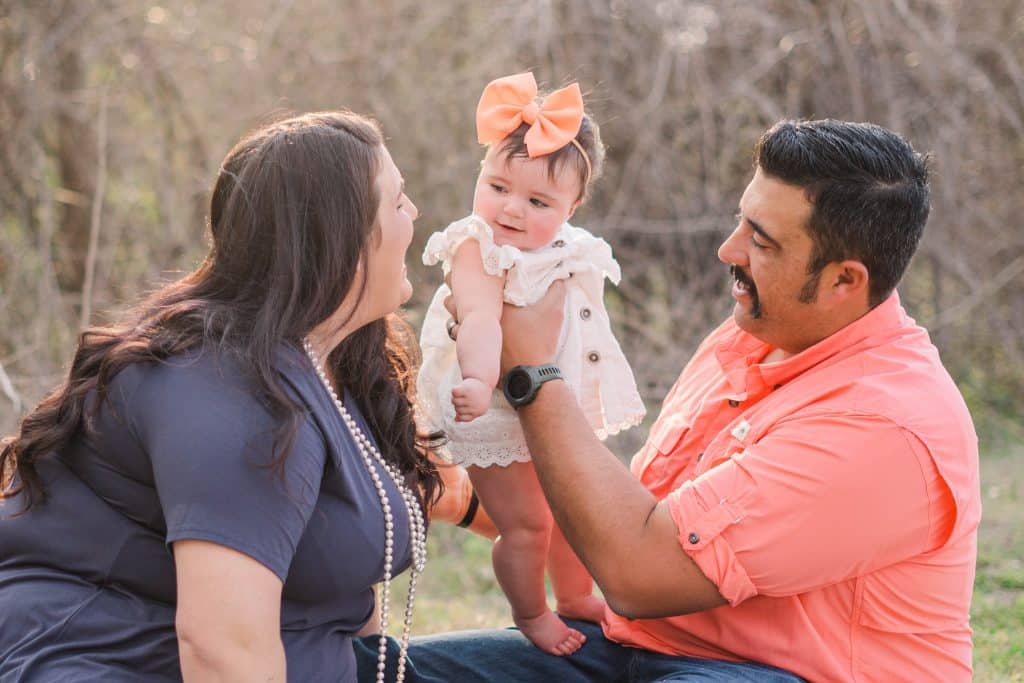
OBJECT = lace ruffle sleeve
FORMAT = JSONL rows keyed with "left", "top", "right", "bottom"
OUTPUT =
{"left": 422, "top": 215, "right": 522, "bottom": 277}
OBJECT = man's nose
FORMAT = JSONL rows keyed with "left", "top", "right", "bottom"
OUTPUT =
{"left": 717, "top": 226, "right": 747, "bottom": 265}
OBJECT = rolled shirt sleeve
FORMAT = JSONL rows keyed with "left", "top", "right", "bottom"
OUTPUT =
{"left": 666, "top": 411, "right": 950, "bottom": 605}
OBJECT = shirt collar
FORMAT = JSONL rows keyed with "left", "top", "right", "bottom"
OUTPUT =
{"left": 716, "top": 292, "right": 907, "bottom": 395}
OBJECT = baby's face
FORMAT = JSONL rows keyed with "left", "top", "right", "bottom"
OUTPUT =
{"left": 472, "top": 147, "right": 581, "bottom": 250}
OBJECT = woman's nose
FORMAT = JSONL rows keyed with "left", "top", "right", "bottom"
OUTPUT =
{"left": 406, "top": 196, "right": 419, "bottom": 221}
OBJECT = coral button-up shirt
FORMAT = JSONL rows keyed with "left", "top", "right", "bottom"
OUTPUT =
{"left": 602, "top": 295, "right": 980, "bottom": 682}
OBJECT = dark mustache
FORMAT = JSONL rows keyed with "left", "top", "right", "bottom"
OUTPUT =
{"left": 729, "top": 264, "right": 756, "bottom": 293}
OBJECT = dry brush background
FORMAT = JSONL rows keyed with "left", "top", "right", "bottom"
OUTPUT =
{"left": 1, "top": 0, "right": 1022, "bottom": 445}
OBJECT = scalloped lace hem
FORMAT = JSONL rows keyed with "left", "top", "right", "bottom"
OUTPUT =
{"left": 593, "top": 411, "right": 646, "bottom": 441}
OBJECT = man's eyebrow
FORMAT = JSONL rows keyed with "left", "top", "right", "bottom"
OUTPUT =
{"left": 747, "top": 216, "right": 782, "bottom": 249}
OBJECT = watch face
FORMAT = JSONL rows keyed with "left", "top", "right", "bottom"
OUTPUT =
{"left": 507, "top": 369, "right": 531, "bottom": 400}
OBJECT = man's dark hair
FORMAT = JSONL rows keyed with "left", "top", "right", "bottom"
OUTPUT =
{"left": 754, "top": 119, "right": 931, "bottom": 307}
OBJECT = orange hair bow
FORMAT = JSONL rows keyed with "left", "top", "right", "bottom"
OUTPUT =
{"left": 476, "top": 72, "right": 584, "bottom": 158}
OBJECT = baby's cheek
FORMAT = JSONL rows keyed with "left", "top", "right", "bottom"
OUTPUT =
{"left": 532, "top": 220, "right": 563, "bottom": 248}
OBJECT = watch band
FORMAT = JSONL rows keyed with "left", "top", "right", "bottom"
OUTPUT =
{"left": 501, "top": 363, "right": 564, "bottom": 408}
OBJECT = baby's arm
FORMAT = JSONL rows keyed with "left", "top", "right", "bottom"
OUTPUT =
{"left": 449, "top": 239, "right": 505, "bottom": 422}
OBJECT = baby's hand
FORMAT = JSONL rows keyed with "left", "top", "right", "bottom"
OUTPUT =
{"left": 452, "top": 378, "right": 492, "bottom": 422}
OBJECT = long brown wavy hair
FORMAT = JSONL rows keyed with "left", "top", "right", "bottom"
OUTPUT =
{"left": 1, "top": 111, "right": 441, "bottom": 511}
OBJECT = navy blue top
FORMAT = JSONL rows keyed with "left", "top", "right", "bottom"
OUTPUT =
{"left": 0, "top": 345, "right": 413, "bottom": 682}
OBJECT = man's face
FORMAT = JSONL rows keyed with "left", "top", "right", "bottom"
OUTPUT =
{"left": 717, "top": 167, "right": 827, "bottom": 355}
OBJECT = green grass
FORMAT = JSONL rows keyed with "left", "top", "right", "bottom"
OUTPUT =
{"left": 405, "top": 523, "right": 510, "bottom": 633}
{"left": 395, "top": 449, "right": 1024, "bottom": 679}
{"left": 973, "top": 450, "right": 1024, "bottom": 681}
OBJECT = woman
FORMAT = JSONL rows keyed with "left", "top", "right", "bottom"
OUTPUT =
{"left": 0, "top": 111, "right": 459, "bottom": 682}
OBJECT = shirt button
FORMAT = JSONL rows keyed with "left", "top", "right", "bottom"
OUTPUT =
{"left": 687, "top": 532, "right": 700, "bottom": 544}
{"left": 728, "top": 399, "right": 740, "bottom": 407}
{"left": 587, "top": 351, "right": 601, "bottom": 363}
{"left": 552, "top": 239, "right": 567, "bottom": 248}
{"left": 579, "top": 307, "right": 592, "bottom": 320}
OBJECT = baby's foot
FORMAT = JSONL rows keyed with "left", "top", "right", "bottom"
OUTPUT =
{"left": 514, "top": 610, "right": 586, "bottom": 656}
{"left": 556, "top": 595, "right": 608, "bottom": 624}
{"left": 452, "top": 378, "right": 491, "bottom": 422}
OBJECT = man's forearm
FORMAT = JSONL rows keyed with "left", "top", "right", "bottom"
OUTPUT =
{"left": 518, "top": 380, "right": 726, "bottom": 618}
{"left": 518, "top": 380, "right": 649, "bottom": 573}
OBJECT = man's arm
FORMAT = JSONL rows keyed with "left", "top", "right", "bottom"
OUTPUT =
{"left": 500, "top": 283, "right": 726, "bottom": 619}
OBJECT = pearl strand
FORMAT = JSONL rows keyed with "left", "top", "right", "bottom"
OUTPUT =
{"left": 303, "top": 339, "right": 427, "bottom": 683}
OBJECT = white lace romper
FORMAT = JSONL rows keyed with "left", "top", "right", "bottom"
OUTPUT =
{"left": 417, "top": 214, "right": 645, "bottom": 468}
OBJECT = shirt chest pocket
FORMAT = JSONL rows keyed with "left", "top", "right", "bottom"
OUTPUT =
{"left": 650, "top": 414, "right": 692, "bottom": 456}
{"left": 693, "top": 417, "right": 765, "bottom": 476}
{"left": 638, "top": 414, "right": 696, "bottom": 490}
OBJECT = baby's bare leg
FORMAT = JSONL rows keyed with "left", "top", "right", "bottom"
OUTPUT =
{"left": 468, "top": 462, "right": 586, "bottom": 656}
{"left": 548, "top": 523, "right": 607, "bottom": 624}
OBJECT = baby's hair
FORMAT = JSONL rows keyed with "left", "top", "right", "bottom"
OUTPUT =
{"left": 493, "top": 111, "right": 605, "bottom": 204}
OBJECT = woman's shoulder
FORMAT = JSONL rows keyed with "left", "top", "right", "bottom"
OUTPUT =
{"left": 116, "top": 342, "right": 331, "bottom": 475}
{"left": 118, "top": 345, "right": 251, "bottom": 398}
{"left": 112, "top": 343, "right": 313, "bottom": 428}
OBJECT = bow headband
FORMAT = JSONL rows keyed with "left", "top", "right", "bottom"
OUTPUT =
{"left": 476, "top": 72, "right": 592, "bottom": 180}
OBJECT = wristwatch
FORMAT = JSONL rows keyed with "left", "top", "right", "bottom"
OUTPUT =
{"left": 501, "top": 364, "right": 564, "bottom": 409}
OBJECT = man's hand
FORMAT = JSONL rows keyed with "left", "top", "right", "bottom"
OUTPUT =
{"left": 499, "top": 280, "right": 566, "bottom": 372}
{"left": 443, "top": 279, "right": 566, "bottom": 373}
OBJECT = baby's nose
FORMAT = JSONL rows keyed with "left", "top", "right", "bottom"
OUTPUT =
{"left": 504, "top": 196, "right": 525, "bottom": 216}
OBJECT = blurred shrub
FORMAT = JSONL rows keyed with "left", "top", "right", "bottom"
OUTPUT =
{"left": 2, "top": 0, "right": 1022, "bottom": 443}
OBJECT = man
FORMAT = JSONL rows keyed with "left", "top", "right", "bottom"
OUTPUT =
{"left": 359, "top": 119, "right": 980, "bottom": 682}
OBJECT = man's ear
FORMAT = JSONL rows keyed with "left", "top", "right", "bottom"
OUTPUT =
{"left": 826, "top": 260, "right": 869, "bottom": 305}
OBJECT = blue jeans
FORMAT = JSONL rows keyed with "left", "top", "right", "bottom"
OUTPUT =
{"left": 355, "top": 619, "right": 805, "bottom": 682}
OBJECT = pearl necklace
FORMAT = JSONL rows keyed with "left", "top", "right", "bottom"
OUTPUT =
{"left": 303, "top": 339, "right": 427, "bottom": 683}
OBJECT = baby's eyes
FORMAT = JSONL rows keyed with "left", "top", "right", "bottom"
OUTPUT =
{"left": 488, "top": 183, "right": 549, "bottom": 208}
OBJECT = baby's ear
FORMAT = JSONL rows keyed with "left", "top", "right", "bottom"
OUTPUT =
{"left": 568, "top": 200, "right": 581, "bottom": 219}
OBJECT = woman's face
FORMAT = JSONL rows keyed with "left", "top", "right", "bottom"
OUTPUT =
{"left": 361, "top": 145, "right": 418, "bottom": 320}
{"left": 308, "top": 145, "right": 418, "bottom": 355}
